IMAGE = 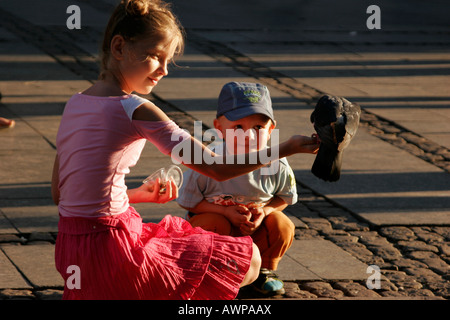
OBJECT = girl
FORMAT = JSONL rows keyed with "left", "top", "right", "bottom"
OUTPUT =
{"left": 52, "top": 0, "right": 319, "bottom": 300}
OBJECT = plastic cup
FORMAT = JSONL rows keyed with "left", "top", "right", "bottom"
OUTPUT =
{"left": 143, "top": 165, "right": 183, "bottom": 193}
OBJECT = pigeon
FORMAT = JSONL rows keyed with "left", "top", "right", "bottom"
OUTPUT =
{"left": 310, "top": 94, "right": 361, "bottom": 182}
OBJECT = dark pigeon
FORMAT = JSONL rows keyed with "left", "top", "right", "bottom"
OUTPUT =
{"left": 310, "top": 94, "right": 361, "bottom": 182}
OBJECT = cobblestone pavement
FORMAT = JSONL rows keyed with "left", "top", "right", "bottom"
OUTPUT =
{"left": 1, "top": 0, "right": 449, "bottom": 300}
{"left": 244, "top": 186, "right": 450, "bottom": 299}
{"left": 2, "top": 190, "right": 449, "bottom": 300}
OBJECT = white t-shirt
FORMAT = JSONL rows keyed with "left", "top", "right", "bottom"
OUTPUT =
{"left": 177, "top": 142, "right": 297, "bottom": 210}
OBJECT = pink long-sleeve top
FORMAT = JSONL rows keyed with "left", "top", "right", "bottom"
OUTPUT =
{"left": 56, "top": 93, "right": 191, "bottom": 218}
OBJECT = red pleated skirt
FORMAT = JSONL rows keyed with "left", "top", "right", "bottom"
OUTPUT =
{"left": 55, "top": 207, "right": 253, "bottom": 300}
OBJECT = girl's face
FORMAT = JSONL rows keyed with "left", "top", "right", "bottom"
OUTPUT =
{"left": 117, "top": 33, "right": 177, "bottom": 94}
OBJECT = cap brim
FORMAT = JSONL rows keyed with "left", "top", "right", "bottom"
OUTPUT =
{"left": 222, "top": 105, "right": 274, "bottom": 122}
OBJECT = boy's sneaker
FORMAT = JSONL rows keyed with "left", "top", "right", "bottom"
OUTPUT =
{"left": 251, "top": 268, "right": 285, "bottom": 295}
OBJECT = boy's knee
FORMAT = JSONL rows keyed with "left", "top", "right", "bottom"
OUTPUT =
{"left": 286, "top": 216, "right": 295, "bottom": 235}
{"left": 266, "top": 210, "right": 295, "bottom": 238}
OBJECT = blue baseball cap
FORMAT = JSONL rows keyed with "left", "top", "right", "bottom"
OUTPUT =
{"left": 216, "top": 82, "right": 275, "bottom": 122}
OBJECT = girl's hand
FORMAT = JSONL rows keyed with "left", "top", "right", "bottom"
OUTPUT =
{"left": 128, "top": 178, "right": 178, "bottom": 204}
{"left": 288, "top": 134, "right": 320, "bottom": 154}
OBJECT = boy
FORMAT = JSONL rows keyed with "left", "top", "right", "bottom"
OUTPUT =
{"left": 177, "top": 82, "right": 297, "bottom": 295}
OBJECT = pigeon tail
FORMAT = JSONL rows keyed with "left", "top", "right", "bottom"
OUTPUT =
{"left": 311, "top": 144, "right": 344, "bottom": 182}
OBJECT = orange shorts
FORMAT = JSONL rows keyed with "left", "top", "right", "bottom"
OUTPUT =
{"left": 189, "top": 210, "right": 294, "bottom": 270}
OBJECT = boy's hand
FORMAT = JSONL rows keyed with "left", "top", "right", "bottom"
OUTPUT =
{"left": 240, "top": 207, "right": 265, "bottom": 236}
{"left": 224, "top": 205, "right": 251, "bottom": 227}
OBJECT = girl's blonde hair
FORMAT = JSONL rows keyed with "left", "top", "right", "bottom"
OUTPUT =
{"left": 99, "top": 0, "right": 185, "bottom": 79}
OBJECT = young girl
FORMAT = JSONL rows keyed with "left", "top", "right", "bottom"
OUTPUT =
{"left": 52, "top": 0, "right": 319, "bottom": 300}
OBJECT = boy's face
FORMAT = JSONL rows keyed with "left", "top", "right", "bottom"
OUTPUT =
{"left": 213, "top": 114, "right": 276, "bottom": 155}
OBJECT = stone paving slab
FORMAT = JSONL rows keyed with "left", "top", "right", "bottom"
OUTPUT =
{"left": 366, "top": 107, "right": 450, "bottom": 150}
{"left": 0, "top": 248, "right": 32, "bottom": 289}
{"left": 1, "top": 244, "right": 63, "bottom": 288}
{"left": 0, "top": 205, "right": 58, "bottom": 234}
{"left": 135, "top": 201, "right": 187, "bottom": 224}
{"left": 276, "top": 253, "right": 320, "bottom": 281}
{"left": 0, "top": 214, "right": 17, "bottom": 235}
{"left": 0, "top": 149, "right": 56, "bottom": 186}
{"left": 357, "top": 210, "right": 450, "bottom": 227}
{"left": 278, "top": 240, "right": 369, "bottom": 281}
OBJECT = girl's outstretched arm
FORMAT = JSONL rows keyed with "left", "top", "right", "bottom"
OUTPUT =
{"left": 172, "top": 134, "right": 319, "bottom": 181}
{"left": 134, "top": 102, "right": 320, "bottom": 181}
